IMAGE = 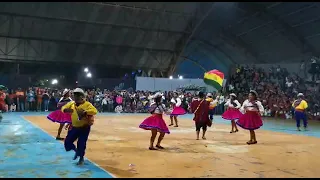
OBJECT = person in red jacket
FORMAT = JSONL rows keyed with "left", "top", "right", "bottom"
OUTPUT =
{"left": 191, "top": 91, "right": 211, "bottom": 140}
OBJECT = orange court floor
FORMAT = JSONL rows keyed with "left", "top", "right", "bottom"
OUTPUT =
{"left": 21, "top": 113, "right": 320, "bottom": 178}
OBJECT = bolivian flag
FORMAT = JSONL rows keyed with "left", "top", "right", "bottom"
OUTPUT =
{"left": 203, "top": 69, "right": 224, "bottom": 90}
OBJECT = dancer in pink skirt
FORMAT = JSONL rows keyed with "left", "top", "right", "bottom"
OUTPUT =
{"left": 236, "top": 90, "right": 264, "bottom": 145}
{"left": 169, "top": 92, "right": 186, "bottom": 127}
{"left": 222, "top": 93, "right": 242, "bottom": 133}
{"left": 139, "top": 92, "right": 171, "bottom": 150}
{"left": 47, "top": 89, "right": 72, "bottom": 140}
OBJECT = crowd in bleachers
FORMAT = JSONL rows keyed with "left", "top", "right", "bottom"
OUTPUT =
{"left": 227, "top": 64, "right": 320, "bottom": 120}
{"left": 1, "top": 62, "right": 319, "bottom": 121}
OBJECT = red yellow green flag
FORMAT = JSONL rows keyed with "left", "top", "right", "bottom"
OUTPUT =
{"left": 203, "top": 69, "right": 224, "bottom": 90}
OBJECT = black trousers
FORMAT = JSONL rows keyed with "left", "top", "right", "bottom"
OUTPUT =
{"left": 195, "top": 121, "right": 207, "bottom": 131}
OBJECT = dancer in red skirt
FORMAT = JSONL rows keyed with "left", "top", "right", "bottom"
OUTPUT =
{"left": 236, "top": 90, "right": 264, "bottom": 145}
{"left": 222, "top": 93, "right": 242, "bottom": 133}
{"left": 139, "top": 92, "right": 171, "bottom": 150}
{"left": 169, "top": 92, "right": 186, "bottom": 127}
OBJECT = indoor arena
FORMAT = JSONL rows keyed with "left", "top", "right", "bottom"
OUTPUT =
{"left": 0, "top": 2, "right": 320, "bottom": 178}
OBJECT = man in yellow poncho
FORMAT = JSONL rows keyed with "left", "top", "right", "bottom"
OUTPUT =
{"left": 206, "top": 93, "right": 219, "bottom": 121}
{"left": 292, "top": 93, "right": 308, "bottom": 131}
{"left": 61, "top": 88, "right": 97, "bottom": 165}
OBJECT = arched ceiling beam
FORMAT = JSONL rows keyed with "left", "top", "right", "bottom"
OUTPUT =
{"left": 230, "top": 2, "right": 282, "bottom": 28}
{"left": 190, "top": 38, "right": 237, "bottom": 64}
{"left": 0, "top": 34, "right": 175, "bottom": 53}
{"left": 241, "top": 3, "right": 317, "bottom": 45}
{"left": 235, "top": 2, "right": 318, "bottom": 56}
{"left": 180, "top": 55, "right": 206, "bottom": 72}
{"left": 193, "top": 46, "right": 230, "bottom": 70}
{"left": 0, "top": 11, "right": 189, "bottom": 35}
{"left": 166, "top": 3, "right": 216, "bottom": 76}
{"left": 237, "top": 3, "right": 317, "bottom": 37}
{"left": 184, "top": 40, "right": 230, "bottom": 69}
{"left": 88, "top": 2, "right": 201, "bottom": 18}
{"left": 219, "top": 28, "right": 259, "bottom": 61}
{"left": 189, "top": 18, "right": 258, "bottom": 64}
{"left": 207, "top": 3, "right": 282, "bottom": 63}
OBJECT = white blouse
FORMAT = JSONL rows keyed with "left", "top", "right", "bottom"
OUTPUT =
{"left": 224, "top": 99, "right": 241, "bottom": 109}
{"left": 148, "top": 95, "right": 154, "bottom": 104}
{"left": 171, "top": 98, "right": 182, "bottom": 107}
{"left": 151, "top": 103, "right": 168, "bottom": 114}
{"left": 240, "top": 99, "right": 264, "bottom": 115}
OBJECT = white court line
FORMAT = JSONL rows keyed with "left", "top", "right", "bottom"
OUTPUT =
{"left": 20, "top": 115, "right": 116, "bottom": 178}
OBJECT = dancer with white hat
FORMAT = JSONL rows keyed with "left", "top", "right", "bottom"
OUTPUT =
{"left": 222, "top": 93, "right": 242, "bottom": 133}
{"left": 292, "top": 93, "right": 308, "bottom": 131}
{"left": 62, "top": 88, "right": 97, "bottom": 165}
{"left": 236, "top": 90, "right": 264, "bottom": 145}
{"left": 139, "top": 92, "right": 171, "bottom": 150}
{"left": 169, "top": 92, "right": 187, "bottom": 127}
{"left": 47, "top": 89, "right": 72, "bottom": 140}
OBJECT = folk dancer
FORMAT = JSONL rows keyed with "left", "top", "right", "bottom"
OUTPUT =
{"left": 222, "top": 93, "right": 242, "bottom": 133}
{"left": 191, "top": 91, "right": 211, "bottom": 140}
{"left": 292, "top": 93, "right": 308, "bottom": 131}
{"left": 62, "top": 88, "right": 97, "bottom": 165}
{"left": 47, "top": 89, "right": 72, "bottom": 140}
{"left": 236, "top": 90, "right": 264, "bottom": 145}
{"left": 169, "top": 92, "right": 187, "bottom": 127}
{"left": 139, "top": 92, "right": 170, "bottom": 150}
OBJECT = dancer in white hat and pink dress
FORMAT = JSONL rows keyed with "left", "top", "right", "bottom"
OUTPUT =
{"left": 222, "top": 93, "right": 242, "bottom": 133}
{"left": 169, "top": 92, "right": 187, "bottom": 127}
{"left": 139, "top": 92, "right": 171, "bottom": 150}
{"left": 47, "top": 89, "right": 72, "bottom": 140}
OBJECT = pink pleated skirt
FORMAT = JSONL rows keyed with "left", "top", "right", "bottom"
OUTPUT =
{"left": 170, "top": 106, "right": 187, "bottom": 116}
{"left": 222, "top": 108, "right": 243, "bottom": 120}
{"left": 236, "top": 111, "right": 263, "bottom": 130}
{"left": 47, "top": 110, "right": 72, "bottom": 124}
{"left": 139, "top": 114, "right": 170, "bottom": 134}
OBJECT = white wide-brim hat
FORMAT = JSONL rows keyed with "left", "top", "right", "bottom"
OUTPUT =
{"left": 250, "top": 90, "right": 258, "bottom": 97}
{"left": 297, "top": 93, "right": 304, "bottom": 97}
{"left": 62, "top": 89, "right": 70, "bottom": 96}
{"left": 73, "top": 88, "right": 85, "bottom": 95}
{"left": 152, "top": 92, "right": 163, "bottom": 99}
{"left": 229, "top": 93, "right": 237, "bottom": 97}
{"left": 207, "top": 93, "right": 213, "bottom": 97}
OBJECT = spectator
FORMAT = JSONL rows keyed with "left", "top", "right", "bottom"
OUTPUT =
{"left": 42, "top": 90, "right": 50, "bottom": 112}
{"left": 16, "top": 89, "right": 26, "bottom": 112}
{"left": 27, "top": 89, "right": 36, "bottom": 111}
{"left": 102, "top": 96, "right": 108, "bottom": 112}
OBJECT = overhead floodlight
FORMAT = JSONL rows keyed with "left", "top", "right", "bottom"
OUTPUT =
{"left": 86, "top": 73, "right": 92, "bottom": 78}
{"left": 84, "top": 68, "right": 89, "bottom": 73}
{"left": 51, "top": 79, "right": 58, "bottom": 85}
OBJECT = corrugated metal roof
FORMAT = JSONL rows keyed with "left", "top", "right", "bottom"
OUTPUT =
{"left": 0, "top": 2, "right": 319, "bottom": 73}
